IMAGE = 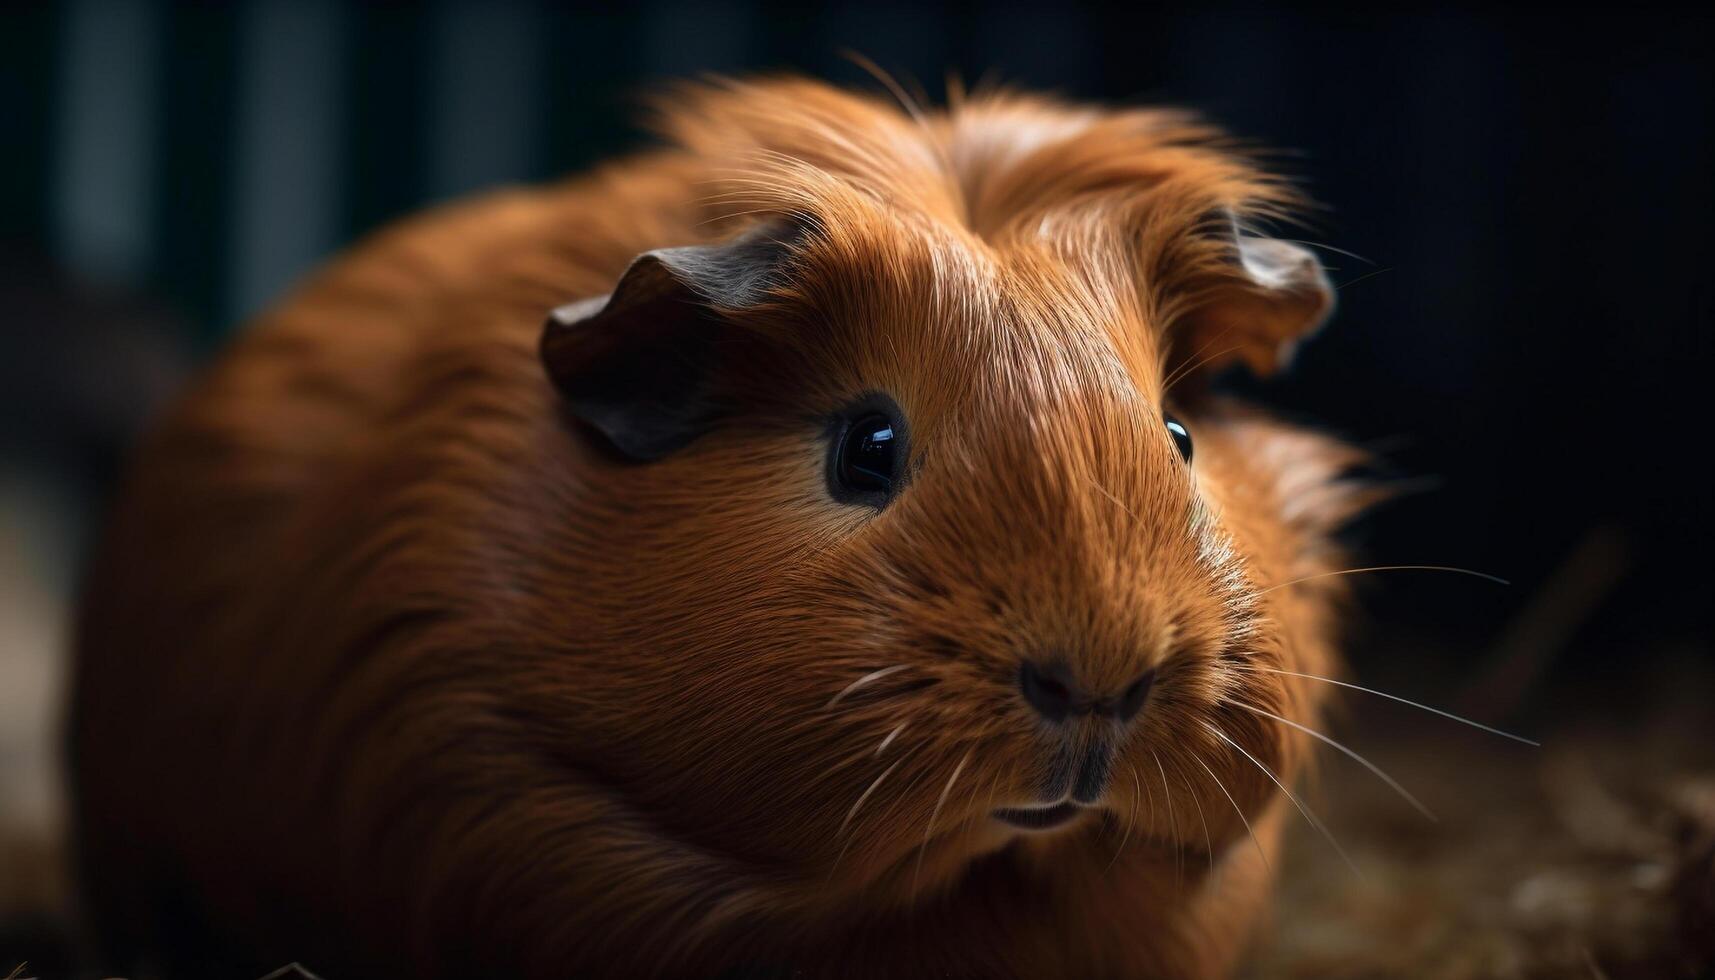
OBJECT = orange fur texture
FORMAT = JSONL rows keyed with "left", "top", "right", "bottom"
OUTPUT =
{"left": 70, "top": 78, "right": 1372, "bottom": 978}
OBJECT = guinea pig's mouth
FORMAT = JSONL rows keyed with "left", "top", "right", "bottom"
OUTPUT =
{"left": 991, "top": 800, "right": 1087, "bottom": 832}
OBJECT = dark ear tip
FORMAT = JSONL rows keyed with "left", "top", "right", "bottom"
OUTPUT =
{"left": 539, "top": 220, "right": 808, "bottom": 463}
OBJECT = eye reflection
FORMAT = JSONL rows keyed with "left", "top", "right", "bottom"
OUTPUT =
{"left": 1165, "top": 414, "right": 1193, "bottom": 463}
{"left": 839, "top": 415, "right": 897, "bottom": 493}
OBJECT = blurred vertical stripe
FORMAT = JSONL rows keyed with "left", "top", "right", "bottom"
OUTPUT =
{"left": 229, "top": 0, "right": 348, "bottom": 323}
{"left": 0, "top": 7, "right": 58, "bottom": 242}
{"left": 51, "top": 0, "right": 161, "bottom": 285}
{"left": 815, "top": 3, "right": 951, "bottom": 90}
{"left": 150, "top": 5, "right": 238, "bottom": 344}
{"left": 347, "top": 6, "right": 428, "bottom": 240}
{"left": 542, "top": 9, "right": 645, "bottom": 176}
{"left": 3, "top": 0, "right": 988, "bottom": 342}
{"left": 971, "top": 2, "right": 1095, "bottom": 92}
{"left": 428, "top": 0, "right": 545, "bottom": 200}
{"left": 643, "top": 1, "right": 756, "bottom": 77}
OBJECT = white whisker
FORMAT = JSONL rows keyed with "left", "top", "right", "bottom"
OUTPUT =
{"left": 1164, "top": 344, "right": 1247, "bottom": 394}
{"left": 1192, "top": 754, "right": 1269, "bottom": 872}
{"left": 1140, "top": 748, "right": 1156, "bottom": 833}
{"left": 1336, "top": 266, "right": 1395, "bottom": 290}
{"left": 828, "top": 750, "right": 915, "bottom": 882}
{"left": 1207, "top": 724, "right": 1364, "bottom": 882}
{"left": 1234, "top": 701, "right": 1436, "bottom": 821}
{"left": 1278, "top": 238, "right": 1376, "bottom": 265}
{"left": 827, "top": 665, "right": 911, "bottom": 708}
{"left": 840, "top": 757, "right": 906, "bottom": 837}
{"left": 875, "top": 721, "right": 908, "bottom": 757}
{"left": 1237, "top": 664, "right": 1539, "bottom": 746}
{"left": 1175, "top": 758, "right": 1216, "bottom": 874}
{"left": 1257, "top": 564, "right": 1509, "bottom": 596}
{"left": 1105, "top": 763, "right": 1142, "bottom": 874}
{"left": 1085, "top": 474, "right": 1143, "bottom": 526}
{"left": 914, "top": 748, "right": 973, "bottom": 892}
{"left": 1151, "top": 750, "right": 1182, "bottom": 885}
{"left": 962, "top": 767, "right": 1003, "bottom": 836}
{"left": 1161, "top": 322, "right": 1237, "bottom": 394}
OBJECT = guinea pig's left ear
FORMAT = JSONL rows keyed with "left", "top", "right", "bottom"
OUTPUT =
{"left": 539, "top": 222, "right": 796, "bottom": 461}
{"left": 1172, "top": 218, "right": 1334, "bottom": 378}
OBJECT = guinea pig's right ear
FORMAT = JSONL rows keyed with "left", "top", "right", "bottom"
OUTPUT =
{"left": 1169, "top": 212, "right": 1335, "bottom": 381}
{"left": 539, "top": 222, "right": 797, "bottom": 461}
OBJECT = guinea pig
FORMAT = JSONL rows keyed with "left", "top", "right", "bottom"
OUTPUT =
{"left": 69, "top": 77, "right": 1374, "bottom": 978}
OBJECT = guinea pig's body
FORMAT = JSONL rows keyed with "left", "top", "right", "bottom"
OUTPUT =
{"left": 71, "top": 79, "right": 1370, "bottom": 978}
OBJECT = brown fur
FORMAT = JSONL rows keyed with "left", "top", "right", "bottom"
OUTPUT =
{"left": 70, "top": 78, "right": 1371, "bottom": 978}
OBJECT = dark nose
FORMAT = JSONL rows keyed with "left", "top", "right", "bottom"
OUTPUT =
{"left": 1019, "top": 662, "right": 1155, "bottom": 723}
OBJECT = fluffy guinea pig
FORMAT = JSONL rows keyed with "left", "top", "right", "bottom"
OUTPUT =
{"left": 69, "top": 78, "right": 1375, "bottom": 978}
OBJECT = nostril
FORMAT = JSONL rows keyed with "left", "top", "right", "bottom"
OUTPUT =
{"left": 1020, "top": 661, "right": 1075, "bottom": 722}
{"left": 1117, "top": 669, "right": 1156, "bottom": 722}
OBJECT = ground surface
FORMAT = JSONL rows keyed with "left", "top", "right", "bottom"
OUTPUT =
{"left": 1250, "top": 661, "right": 1714, "bottom": 980}
{"left": 4, "top": 660, "right": 1711, "bottom": 978}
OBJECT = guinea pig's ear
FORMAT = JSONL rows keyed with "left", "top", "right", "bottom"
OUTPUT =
{"left": 1170, "top": 214, "right": 1334, "bottom": 380}
{"left": 539, "top": 222, "right": 797, "bottom": 460}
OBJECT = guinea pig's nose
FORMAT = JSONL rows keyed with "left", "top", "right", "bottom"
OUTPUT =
{"left": 1019, "top": 661, "right": 1079, "bottom": 721}
{"left": 1115, "top": 668, "right": 1156, "bottom": 722}
{"left": 1019, "top": 662, "right": 1156, "bottom": 723}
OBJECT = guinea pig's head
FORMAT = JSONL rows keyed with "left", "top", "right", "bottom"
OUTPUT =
{"left": 506, "top": 86, "right": 1370, "bottom": 915}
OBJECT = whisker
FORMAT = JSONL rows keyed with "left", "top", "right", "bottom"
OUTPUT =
{"left": 1278, "top": 238, "right": 1376, "bottom": 265}
{"left": 871, "top": 751, "right": 939, "bottom": 831}
{"left": 1163, "top": 344, "right": 1247, "bottom": 395}
{"left": 1105, "top": 763, "right": 1142, "bottom": 874}
{"left": 1161, "top": 322, "right": 1237, "bottom": 394}
{"left": 1174, "top": 756, "right": 1216, "bottom": 874}
{"left": 828, "top": 749, "right": 917, "bottom": 881}
{"left": 962, "top": 767, "right": 1003, "bottom": 837}
{"left": 875, "top": 721, "right": 909, "bottom": 757}
{"left": 827, "top": 665, "right": 912, "bottom": 708}
{"left": 1237, "top": 665, "right": 1540, "bottom": 746}
{"left": 696, "top": 207, "right": 784, "bottom": 227}
{"left": 1192, "top": 754, "right": 1269, "bottom": 872}
{"left": 1336, "top": 266, "right": 1395, "bottom": 291}
{"left": 1151, "top": 750, "right": 1182, "bottom": 886}
{"left": 1206, "top": 725, "right": 1364, "bottom": 882}
{"left": 1234, "top": 701, "right": 1437, "bottom": 821}
{"left": 1141, "top": 748, "right": 1157, "bottom": 832}
{"left": 914, "top": 748, "right": 973, "bottom": 892}
{"left": 824, "top": 717, "right": 912, "bottom": 780}
{"left": 1085, "top": 474, "right": 1143, "bottom": 527}
{"left": 953, "top": 743, "right": 1002, "bottom": 837}
{"left": 840, "top": 756, "right": 907, "bottom": 837}
{"left": 842, "top": 49, "right": 930, "bottom": 127}
{"left": 1257, "top": 564, "right": 1509, "bottom": 596}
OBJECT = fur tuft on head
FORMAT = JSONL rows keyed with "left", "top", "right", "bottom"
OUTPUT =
{"left": 648, "top": 77, "right": 1329, "bottom": 384}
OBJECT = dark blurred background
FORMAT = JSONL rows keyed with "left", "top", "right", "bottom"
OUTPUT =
{"left": 1, "top": 1, "right": 1711, "bottom": 971}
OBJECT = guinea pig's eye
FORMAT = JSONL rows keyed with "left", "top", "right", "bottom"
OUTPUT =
{"left": 1164, "top": 413, "right": 1193, "bottom": 463}
{"left": 828, "top": 395, "right": 909, "bottom": 507}
{"left": 839, "top": 416, "right": 897, "bottom": 492}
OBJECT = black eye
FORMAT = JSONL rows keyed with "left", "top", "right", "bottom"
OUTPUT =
{"left": 839, "top": 415, "right": 897, "bottom": 491}
{"left": 828, "top": 395, "right": 909, "bottom": 506}
{"left": 1165, "top": 413, "right": 1193, "bottom": 463}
